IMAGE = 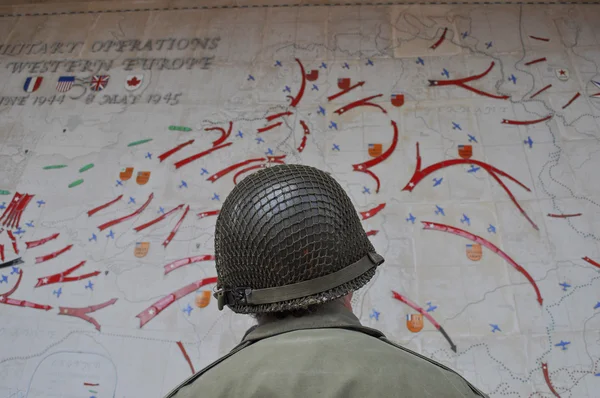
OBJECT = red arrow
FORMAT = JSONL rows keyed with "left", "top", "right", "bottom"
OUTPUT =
{"left": 58, "top": 298, "right": 118, "bottom": 331}
{"left": 158, "top": 140, "right": 195, "bottom": 162}
{"left": 35, "top": 261, "right": 100, "bottom": 287}
{"left": 430, "top": 27, "right": 448, "bottom": 50}
{"left": 98, "top": 193, "right": 154, "bottom": 231}
{"left": 133, "top": 204, "right": 184, "bottom": 232}
{"left": 335, "top": 94, "right": 387, "bottom": 115}
{"left": 87, "top": 195, "right": 123, "bottom": 217}
{"left": 162, "top": 205, "right": 189, "bottom": 248}
{"left": 173, "top": 142, "right": 232, "bottom": 169}
{"left": 360, "top": 203, "right": 386, "bottom": 220}
{"left": 0, "top": 270, "right": 53, "bottom": 311}
{"left": 429, "top": 62, "right": 509, "bottom": 100}
{"left": 164, "top": 255, "right": 215, "bottom": 275}
{"left": 542, "top": 362, "right": 561, "bottom": 397}
{"left": 288, "top": 58, "right": 307, "bottom": 107}
{"left": 206, "top": 121, "right": 233, "bottom": 147}
{"left": 25, "top": 232, "right": 60, "bottom": 249}
{"left": 502, "top": 115, "right": 552, "bottom": 125}
{"left": 327, "top": 81, "right": 365, "bottom": 102}
{"left": 35, "top": 244, "right": 73, "bottom": 264}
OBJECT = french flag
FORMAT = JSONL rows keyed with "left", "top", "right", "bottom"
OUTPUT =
{"left": 23, "top": 76, "right": 43, "bottom": 93}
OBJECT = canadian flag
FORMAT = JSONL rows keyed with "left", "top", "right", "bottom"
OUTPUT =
{"left": 125, "top": 74, "right": 143, "bottom": 91}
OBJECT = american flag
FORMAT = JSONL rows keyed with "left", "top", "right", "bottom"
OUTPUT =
{"left": 90, "top": 75, "right": 110, "bottom": 91}
{"left": 56, "top": 76, "right": 74, "bottom": 92}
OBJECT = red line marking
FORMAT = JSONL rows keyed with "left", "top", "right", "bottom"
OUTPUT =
{"left": 530, "top": 35, "right": 550, "bottom": 42}
{"left": 530, "top": 84, "right": 552, "bottom": 99}
{"left": 257, "top": 122, "right": 283, "bottom": 134}
{"left": 0, "top": 270, "right": 53, "bottom": 311}
{"left": 87, "top": 195, "right": 123, "bottom": 217}
{"left": 360, "top": 203, "right": 386, "bottom": 220}
{"left": 288, "top": 58, "right": 307, "bottom": 107}
{"left": 163, "top": 205, "right": 189, "bottom": 248}
{"left": 136, "top": 277, "right": 218, "bottom": 328}
{"left": 206, "top": 121, "right": 233, "bottom": 147}
{"left": 429, "top": 62, "right": 509, "bottom": 100}
{"left": 158, "top": 140, "right": 194, "bottom": 162}
{"left": 35, "top": 244, "right": 73, "bottom": 264}
{"left": 164, "top": 255, "right": 215, "bottom": 275}
{"left": 35, "top": 261, "right": 100, "bottom": 287}
{"left": 297, "top": 135, "right": 308, "bottom": 153}
{"left": 232, "top": 159, "right": 286, "bottom": 184}
{"left": 524, "top": 57, "right": 547, "bottom": 66}
{"left": 561, "top": 92, "right": 580, "bottom": 109}
{"left": 502, "top": 115, "right": 552, "bottom": 125}
{"left": 402, "top": 143, "right": 538, "bottom": 230}
{"left": 83, "top": 383, "right": 99, "bottom": 387}
{"left": 353, "top": 120, "right": 399, "bottom": 193}
{"left": 335, "top": 94, "right": 386, "bottom": 115}
{"left": 25, "top": 233, "right": 60, "bottom": 249}
{"left": 327, "top": 81, "right": 365, "bottom": 102}
{"left": 583, "top": 256, "right": 600, "bottom": 268}
{"left": 300, "top": 120, "right": 310, "bottom": 135}
{"left": 542, "top": 363, "right": 561, "bottom": 397}
{"left": 430, "top": 27, "right": 448, "bottom": 50}
{"left": 208, "top": 156, "right": 286, "bottom": 183}
{"left": 547, "top": 213, "right": 582, "bottom": 218}
{"left": 173, "top": 142, "right": 232, "bottom": 169}
{"left": 98, "top": 193, "right": 154, "bottom": 231}
{"left": 0, "top": 244, "right": 3, "bottom": 262}
{"left": 176, "top": 341, "right": 196, "bottom": 375}
{"left": 133, "top": 204, "right": 184, "bottom": 232}
{"left": 265, "top": 111, "right": 293, "bottom": 122}
{"left": 7, "top": 230, "right": 18, "bottom": 255}
{"left": 422, "top": 221, "right": 543, "bottom": 305}
{"left": 366, "top": 230, "right": 379, "bottom": 236}
{"left": 197, "top": 210, "right": 220, "bottom": 219}
{"left": 0, "top": 193, "right": 34, "bottom": 229}
{"left": 58, "top": 298, "right": 118, "bottom": 331}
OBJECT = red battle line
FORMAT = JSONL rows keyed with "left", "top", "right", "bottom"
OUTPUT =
{"left": 208, "top": 155, "right": 286, "bottom": 183}
{"left": 547, "top": 213, "right": 582, "bottom": 218}
{"left": 0, "top": 270, "right": 53, "bottom": 311}
{"left": 524, "top": 57, "right": 547, "bottom": 66}
{"left": 158, "top": 140, "right": 194, "bottom": 162}
{"left": 0, "top": 244, "right": 3, "bottom": 262}
{"left": 360, "top": 203, "right": 386, "bottom": 220}
{"left": 233, "top": 159, "right": 286, "bottom": 185}
{"left": 422, "top": 221, "right": 543, "bottom": 305}
{"left": 561, "top": 92, "right": 580, "bottom": 109}
{"left": 257, "top": 122, "right": 283, "bottom": 134}
{"left": 173, "top": 142, "right": 233, "bottom": 169}
{"left": 163, "top": 205, "right": 190, "bottom": 248}
{"left": 58, "top": 298, "right": 118, "bottom": 331}
{"left": 98, "top": 193, "right": 154, "bottom": 231}
{"left": 335, "top": 94, "right": 387, "bottom": 115}
{"left": 206, "top": 121, "right": 233, "bottom": 147}
{"left": 164, "top": 255, "right": 215, "bottom": 275}
{"left": 7, "top": 230, "right": 19, "bottom": 254}
{"left": 352, "top": 120, "right": 398, "bottom": 193}
{"left": 266, "top": 111, "right": 293, "bottom": 122}
{"left": 583, "top": 256, "right": 600, "bottom": 269}
{"left": 529, "top": 35, "right": 550, "bottom": 42}
{"left": 288, "top": 58, "right": 307, "bottom": 107}
{"left": 35, "top": 261, "right": 100, "bottom": 287}
{"left": 327, "top": 81, "right": 365, "bottom": 102}
{"left": 530, "top": 84, "right": 552, "bottom": 99}
{"left": 430, "top": 27, "right": 448, "bottom": 50}
{"left": 542, "top": 362, "right": 561, "bottom": 397}
{"left": 134, "top": 204, "right": 184, "bottom": 232}
{"left": 26, "top": 233, "right": 60, "bottom": 249}
{"left": 177, "top": 341, "right": 196, "bottom": 375}
{"left": 428, "top": 62, "right": 509, "bottom": 100}
{"left": 297, "top": 136, "right": 308, "bottom": 153}
{"left": 136, "top": 277, "right": 218, "bottom": 328}
{"left": 366, "top": 230, "right": 379, "bottom": 236}
{"left": 402, "top": 142, "right": 539, "bottom": 230}
{"left": 87, "top": 195, "right": 123, "bottom": 217}
{"left": 35, "top": 244, "right": 73, "bottom": 264}
{"left": 0, "top": 193, "right": 34, "bottom": 229}
{"left": 197, "top": 210, "right": 220, "bottom": 219}
{"left": 501, "top": 115, "right": 552, "bottom": 125}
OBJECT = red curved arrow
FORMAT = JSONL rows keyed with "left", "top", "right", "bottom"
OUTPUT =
{"left": 266, "top": 111, "right": 293, "bottom": 122}
{"left": 299, "top": 120, "right": 310, "bottom": 135}
{"left": 36, "top": 261, "right": 100, "bottom": 287}
{"left": 392, "top": 291, "right": 457, "bottom": 352}
{"left": 422, "top": 221, "right": 543, "bottom": 305}
{"left": 360, "top": 203, "right": 386, "bottom": 220}
{"left": 430, "top": 27, "right": 447, "bottom": 50}
{"left": 98, "top": 193, "right": 154, "bottom": 231}
{"left": 136, "top": 277, "right": 218, "bottom": 328}
{"left": 173, "top": 142, "right": 233, "bottom": 169}
{"left": 26, "top": 232, "right": 60, "bottom": 249}
{"left": 134, "top": 204, "right": 184, "bottom": 232}
{"left": 162, "top": 205, "right": 189, "bottom": 248}
{"left": 0, "top": 270, "right": 53, "bottom": 311}
{"left": 232, "top": 160, "right": 286, "bottom": 184}
{"left": 335, "top": 94, "right": 387, "bottom": 115}
{"left": 288, "top": 58, "right": 307, "bottom": 107}
{"left": 164, "top": 254, "right": 215, "bottom": 275}
{"left": 352, "top": 120, "right": 398, "bottom": 193}
{"left": 502, "top": 115, "right": 552, "bottom": 125}
{"left": 542, "top": 362, "right": 561, "bottom": 397}
{"left": 58, "top": 298, "right": 118, "bottom": 331}
{"left": 208, "top": 155, "right": 286, "bottom": 183}
{"left": 177, "top": 341, "right": 195, "bottom": 375}
{"left": 402, "top": 143, "right": 538, "bottom": 230}
{"left": 158, "top": 140, "right": 195, "bottom": 162}
{"left": 87, "top": 195, "right": 123, "bottom": 217}
{"left": 206, "top": 121, "right": 232, "bottom": 147}
{"left": 429, "top": 62, "right": 509, "bottom": 100}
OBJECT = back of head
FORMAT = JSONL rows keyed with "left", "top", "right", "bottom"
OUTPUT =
{"left": 214, "top": 164, "right": 384, "bottom": 314}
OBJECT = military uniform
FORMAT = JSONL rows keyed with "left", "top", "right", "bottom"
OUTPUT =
{"left": 166, "top": 301, "right": 488, "bottom": 398}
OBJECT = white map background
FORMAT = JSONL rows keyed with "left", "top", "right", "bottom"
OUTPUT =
{"left": 0, "top": 3, "right": 600, "bottom": 397}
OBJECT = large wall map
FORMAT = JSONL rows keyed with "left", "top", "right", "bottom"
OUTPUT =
{"left": 1, "top": 3, "right": 600, "bottom": 397}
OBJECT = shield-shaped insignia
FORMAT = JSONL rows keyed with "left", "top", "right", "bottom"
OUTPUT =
{"left": 195, "top": 291, "right": 212, "bottom": 308}
{"left": 136, "top": 171, "right": 151, "bottom": 185}
{"left": 406, "top": 314, "right": 424, "bottom": 333}
{"left": 24, "top": 76, "right": 43, "bottom": 93}
{"left": 555, "top": 68, "right": 569, "bottom": 81}
{"left": 368, "top": 143, "right": 383, "bottom": 157}
{"left": 338, "top": 78, "right": 351, "bottom": 90}
{"left": 134, "top": 242, "right": 150, "bottom": 258}
{"left": 125, "top": 74, "right": 143, "bottom": 91}
{"left": 56, "top": 76, "right": 75, "bottom": 92}
{"left": 391, "top": 93, "right": 405, "bottom": 107}
{"left": 90, "top": 75, "right": 110, "bottom": 92}
{"left": 306, "top": 70, "right": 319, "bottom": 81}
{"left": 458, "top": 145, "right": 472, "bottom": 159}
{"left": 120, "top": 167, "right": 134, "bottom": 181}
{"left": 466, "top": 243, "right": 483, "bottom": 261}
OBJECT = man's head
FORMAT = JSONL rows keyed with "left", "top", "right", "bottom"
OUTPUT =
{"left": 213, "top": 164, "right": 384, "bottom": 314}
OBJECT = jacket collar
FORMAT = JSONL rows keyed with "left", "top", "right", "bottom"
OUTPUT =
{"left": 241, "top": 300, "right": 386, "bottom": 343}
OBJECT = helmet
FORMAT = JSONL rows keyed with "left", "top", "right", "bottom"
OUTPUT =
{"left": 213, "top": 164, "right": 384, "bottom": 313}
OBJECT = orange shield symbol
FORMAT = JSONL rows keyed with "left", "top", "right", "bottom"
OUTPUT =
{"left": 458, "top": 145, "right": 472, "bottom": 159}
{"left": 406, "top": 314, "right": 424, "bottom": 333}
{"left": 338, "top": 78, "right": 351, "bottom": 90}
{"left": 391, "top": 94, "right": 404, "bottom": 107}
{"left": 134, "top": 242, "right": 149, "bottom": 258}
{"left": 368, "top": 143, "right": 382, "bottom": 157}
{"left": 136, "top": 171, "right": 151, "bottom": 185}
{"left": 120, "top": 167, "right": 133, "bottom": 181}
{"left": 306, "top": 70, "right": 318, "bottom": 81}
{"left": 195, "top": 291, "right": 212, "bottom": 308}
{"left": 466, "top": 244, "right": 482, "bottom": 261}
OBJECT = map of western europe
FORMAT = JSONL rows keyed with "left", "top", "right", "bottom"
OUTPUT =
{"left": 0, "top": 2, "right": 599, "bottom": 397}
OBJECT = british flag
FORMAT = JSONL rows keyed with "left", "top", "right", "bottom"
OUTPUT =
{"left": 90, "top": 75, "right": 110, "bottom": 92}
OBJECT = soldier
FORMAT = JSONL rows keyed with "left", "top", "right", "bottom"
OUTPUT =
{"left": 166, "top": 164, "right": 488, "bottom": 398}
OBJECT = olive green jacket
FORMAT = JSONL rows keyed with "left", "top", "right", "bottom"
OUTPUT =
{"left": 166, "top": 301, "right": 488, "bottom": 398}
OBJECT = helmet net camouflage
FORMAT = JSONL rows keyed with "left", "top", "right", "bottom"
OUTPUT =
{"left": 214, "top": 164, "right": 384, "bottom": 314}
